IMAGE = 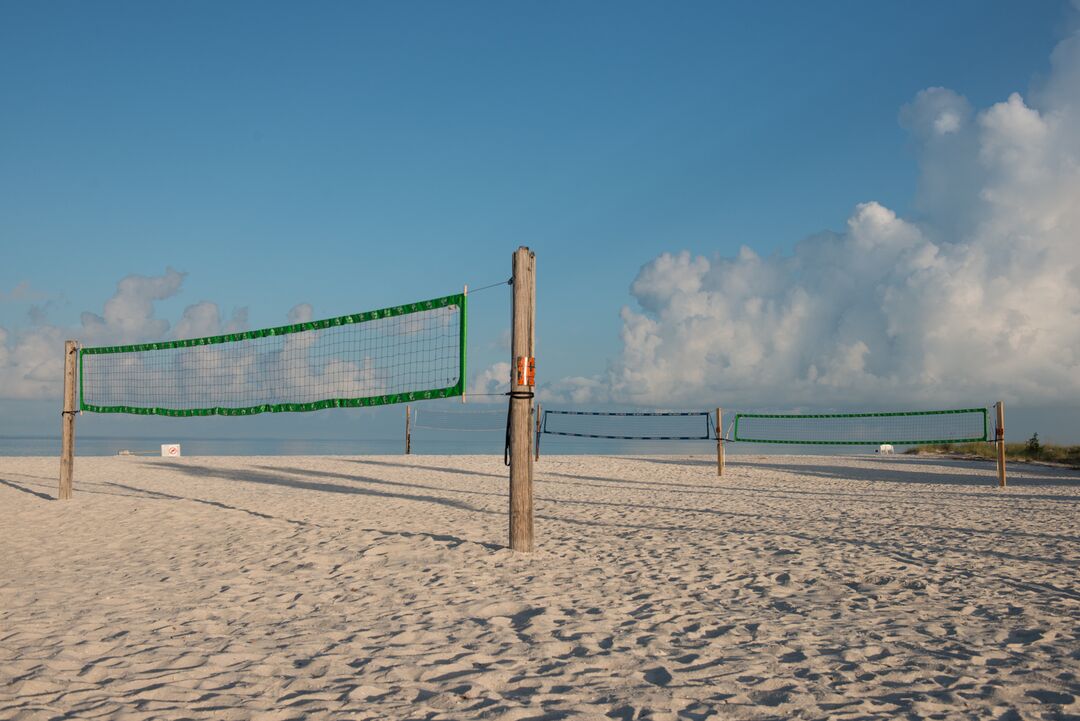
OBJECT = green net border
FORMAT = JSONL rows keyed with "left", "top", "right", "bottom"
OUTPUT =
{"left": 732, "top": 407, "right": 989, "bottom": 445}
{"left": 79, "top": 292, "right": 467, "bottom": 417}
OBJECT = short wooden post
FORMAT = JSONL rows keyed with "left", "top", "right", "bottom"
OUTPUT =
{"left": 461, "top": 284, "right": 468, "bottom": 404}
{"left": 59, "top": 340, "right": 77, "bottom": 500}
{"left": 534, "top": 403, "right": 542, "bottom": 461}
{"left": 716, "top": 407, "right": 724, "bottom": 477}
{"left": 509, "top": 246, "right": 536, "bottom": 552}
{"left": 996, "top": 401, "right": 1006, "bottom": 488}
{"left": 405, "top": 404, "right": 412, "bottom": 455}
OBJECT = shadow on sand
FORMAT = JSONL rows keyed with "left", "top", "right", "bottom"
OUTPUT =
{"left": 626, "top": 455, "right": 1080, "bottom": 493}
{"left": 0, "top": 476, "right": 55, "bottom": 501}
{"left": 7, "top": 457, "right": 1072, "bottom": 573}
{"left": 347, "top": 457, "right": 504, "bottom": 480}
{"left": 158, "top": 461, "right": 483, "bottom": 514}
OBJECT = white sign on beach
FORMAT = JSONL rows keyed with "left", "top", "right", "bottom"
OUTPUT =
{"left": 161, "top": 444, "right": 181, "bottom": 457}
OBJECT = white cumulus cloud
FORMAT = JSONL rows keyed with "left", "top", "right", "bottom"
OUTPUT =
{"left": 467, "top": 361, "right": 511, "bottom": 402}
{"left": 0, "top": 269, "right": 251, "bottom": 400}
{"left": 171, "top": 302, "right": 249, "bottom": 341}
{"left": 555, "top": 21, "right": 1080, "bottom": 410}
{"left": 78, "top": 268, "right": 186, "bottom": 345}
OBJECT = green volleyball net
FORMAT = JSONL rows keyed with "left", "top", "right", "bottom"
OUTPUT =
{"left": 79, "top": 293, "right": 466, "bottom": 417}
{"left": 731, "top": 408, "right": 989, "bottom": 445}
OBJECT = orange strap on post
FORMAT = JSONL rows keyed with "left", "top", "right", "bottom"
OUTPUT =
{"left": 516, "top": 356, "right": 535, "bottom": 386}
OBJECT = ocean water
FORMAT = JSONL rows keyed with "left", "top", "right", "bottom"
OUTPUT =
{"left": 0, "top": 434, "right": 847, "bottom": 457}
{"left": 0, "top": 436, "right": 411, "bottom": 457}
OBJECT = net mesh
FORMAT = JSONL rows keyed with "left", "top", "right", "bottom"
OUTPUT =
{"left": 80, "top": 293, "right": 466, "bottom": 416}
{"left": 732, "top": 408, "right": 988, "bottom": 445}
{"left": 541, "top": 410, "right": 713, "bottom": 440}
{"left": 412, "top": 406, "right": 505, "bottom": 432}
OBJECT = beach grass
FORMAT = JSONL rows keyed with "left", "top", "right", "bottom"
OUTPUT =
{"left": 906, "top": 440, "right": 1080, "bottom": 468}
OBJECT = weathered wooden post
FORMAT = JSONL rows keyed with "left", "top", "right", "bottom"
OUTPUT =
{"left": 509, "top": 247, "right": 536, "bottom": 552}
{"left": 996, "top": 401, "right": 1006, "bottom": 488}
{"left": 405, "top": 404, "right": 412, "bottom": 455}
{"left": 461, "top": 284, "right": 468, "bottom": 404}
{"left": 59, "top": 340, "right": 77, "bottom": 500}
{"left": 716, "top": 407, "right": 724, "bottom": 477}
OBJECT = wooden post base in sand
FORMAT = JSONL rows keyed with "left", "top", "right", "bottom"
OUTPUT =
{"left": 996, "top": 401, "right": 1006, "bottom": 488}
{"left": 716, "top": 407, "right": 724, "bottom": 477}
{"left": 59, "top": 340, "right": 77, "bottom": 500}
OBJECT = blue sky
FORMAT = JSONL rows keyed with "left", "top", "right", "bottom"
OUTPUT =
{"left": 2, "top": 2, "right": 1079, "bottom": 442}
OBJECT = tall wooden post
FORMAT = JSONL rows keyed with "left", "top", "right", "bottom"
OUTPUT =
{"left": 59, "top": 340, "right": 77, "bottom": 500}
{"left": 995, "top": 401, "right": 1006, "bottom": 488}
{"left": 405, "top": 405, "right": 412, "bottom": 455}
{"left": 509, "top": 246, "right": 536, "bottom": 552}
{"left": 716, "top": 407, "right": 724, "bottom": 477}
{"left": 461, "top": 284, "right": 468, "bottom": 404}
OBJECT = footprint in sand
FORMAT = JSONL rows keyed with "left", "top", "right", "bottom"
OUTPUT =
{"left": 643, "top": 666, "right": 672, "bottom": 686}
{"left": 1025, "top": 689, "right": 1074, "bottom": 705}
{"left": 750, "top": 685, "right": 796, "bottom": 707}
{"left": 1004, "top": 628, "right": 1044, "bottom": 646}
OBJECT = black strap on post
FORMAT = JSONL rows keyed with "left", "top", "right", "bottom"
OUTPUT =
{"left": 535, "top": 409, "right": 543, "bottom": 458}
{"left": 504, "top": 390, "right": 535, "bottom": 466}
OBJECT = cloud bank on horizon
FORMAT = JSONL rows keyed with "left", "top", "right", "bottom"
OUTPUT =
{"left": 544, "top": 17, "right": 1080, "bottom": 409}
{"left": 0, "top": 269, "right": 467, "bottom": 404}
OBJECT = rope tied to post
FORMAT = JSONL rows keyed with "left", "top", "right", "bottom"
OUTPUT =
{"left": 468, "top": 278, "right": 512, "bottom": 294}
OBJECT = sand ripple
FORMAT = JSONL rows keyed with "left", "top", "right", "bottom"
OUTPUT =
{"left": 1, "top": 453, "right": 1078, "bottom": 720}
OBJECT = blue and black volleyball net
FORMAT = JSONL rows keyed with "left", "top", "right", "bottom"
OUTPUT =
{"left": 539, "top": 410, "right": 715, "bottom": 441}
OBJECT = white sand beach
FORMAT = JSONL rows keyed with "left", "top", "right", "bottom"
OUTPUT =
{"left": 2, "top": 454, "right": 1079, "bottom": 720}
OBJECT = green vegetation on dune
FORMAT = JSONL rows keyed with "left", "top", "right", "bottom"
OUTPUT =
{"left": 905, "top": 434, "right": 1080, "bottom": 468}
